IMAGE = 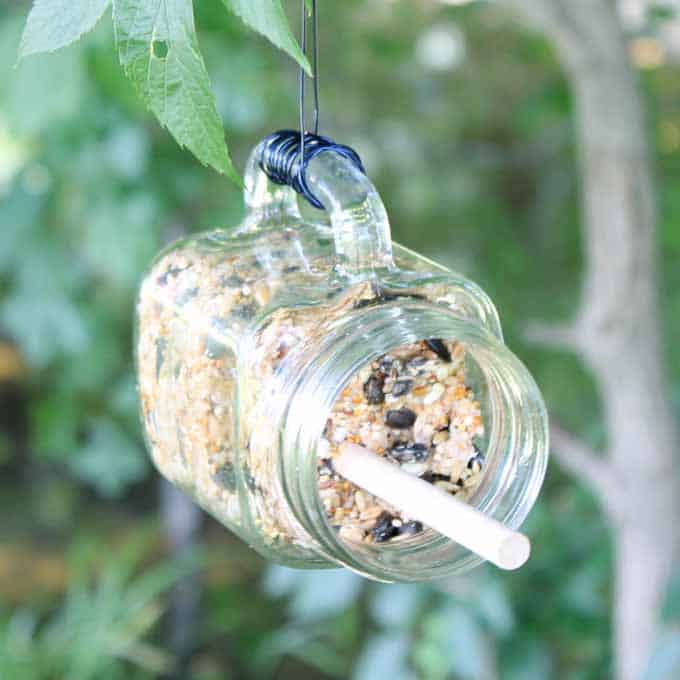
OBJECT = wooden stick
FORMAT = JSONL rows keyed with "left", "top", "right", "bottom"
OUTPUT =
{"left": 335, "top": 443, "right": 531, "bottom": 571}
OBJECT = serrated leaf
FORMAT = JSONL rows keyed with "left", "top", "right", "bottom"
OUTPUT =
{"left": 112, "top": 0, "right": 239, "bottom": 182}
{"left": 221, "top": 0, "right": 311, "bottom": 75}
{"left": 19, "top": 0, "right": 111, "bottom": 59}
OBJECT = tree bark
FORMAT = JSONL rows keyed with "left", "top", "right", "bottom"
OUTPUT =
{"left": 502, "top": 1, "right": 680, "bottom": 678}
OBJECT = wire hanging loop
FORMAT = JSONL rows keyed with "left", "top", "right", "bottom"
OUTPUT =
{"left": 258, "top": 129, "right": 365, "bottom": 210}
{"left": 258, "top": 1, "right": 365, "bottom": 210}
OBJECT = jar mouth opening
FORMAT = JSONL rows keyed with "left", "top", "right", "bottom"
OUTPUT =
{"left": 281, "top": 302, "right": 548, "bottom": 582}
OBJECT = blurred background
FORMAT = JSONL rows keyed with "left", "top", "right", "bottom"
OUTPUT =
{"left": 1, "top": 0, "right": 679, "bottom": 678}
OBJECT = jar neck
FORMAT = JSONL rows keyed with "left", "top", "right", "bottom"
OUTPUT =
{"left": 277, "top": 302, "right": 548, "bottom": 582}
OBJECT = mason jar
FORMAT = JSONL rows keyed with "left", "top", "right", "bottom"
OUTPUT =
{"left": 135, "top": 136, "right": 549, "bottom": 582}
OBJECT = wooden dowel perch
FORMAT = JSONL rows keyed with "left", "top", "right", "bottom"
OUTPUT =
{"left": 335, "top": 443, "right": 531, "bottom": 571}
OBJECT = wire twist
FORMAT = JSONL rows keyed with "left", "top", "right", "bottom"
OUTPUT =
{"left": 258, "top": 129, "right": 366, "bottom": 210}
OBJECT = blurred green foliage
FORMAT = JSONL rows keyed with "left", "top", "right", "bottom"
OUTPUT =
{"left": 0, "top": 531, "right": 191, "bottom": 680}
{"left": 1, "top": 0, "right": 680, "bottom": 678}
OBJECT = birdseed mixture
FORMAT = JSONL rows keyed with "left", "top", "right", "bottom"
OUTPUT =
{"left": 137, "top": 228, "right": 488, "bottom": 560}
{"left": 319, "top": 339, "right": 485, "bottom": 545}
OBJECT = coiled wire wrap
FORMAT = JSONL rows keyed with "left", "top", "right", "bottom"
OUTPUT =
{"left": 258, "top": 129, "right": 366, "bottom": 210}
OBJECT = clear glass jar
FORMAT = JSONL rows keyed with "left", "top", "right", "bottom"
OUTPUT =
{"left": 135, "top": 140, "right": 549, "bottom": 582}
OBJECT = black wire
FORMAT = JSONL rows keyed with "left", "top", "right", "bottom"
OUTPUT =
{"left": 259, "top": 2, "right": 364, "bottom": 209}
{"left": 311, "top": 0, "right": 319, "bottom": 134}
{"left": 299, "top": 1, "right": 306, "bottom": 146}
{"left": 258, "top": 129, "right": 365, "bottom": 210}
{"left": 299, "top": 0, "right": 320, "bottom": 170}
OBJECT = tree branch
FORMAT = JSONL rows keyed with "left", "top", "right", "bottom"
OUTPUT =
{"left": 550, "top": 423, "right": 621, "bottom": 519}
{"left": 524, "top": 319, "right": 581, "bottom": 352}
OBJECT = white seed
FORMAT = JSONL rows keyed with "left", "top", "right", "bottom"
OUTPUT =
{"left": 339, "top": 525, "right": 364, "bottom": 543}
{"left": 435, "top": 365, "right": 451, "bottom": 381}
{"left": 424, "top": 383, "right": 445, "bottom": 405}
{"left": 332, "top": 427, "right": 348, "bottom": 444}
{"left": 317, "top": 438, "right": 331, "bottom": 458}
{"left": 360, "top": 506, "right": 383, "bottom": 521}
{"left": 434, "top": 481, "right": 458, "bottom": 493}
{"left": 433, "top": 430, "right": 448, "bottom": 445}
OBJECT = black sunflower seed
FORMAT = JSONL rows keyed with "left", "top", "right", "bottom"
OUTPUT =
{"left": 398, "top": 521, "right": 423, "bottom": 536}
{"left": 157, "top": 266, "right": 183, "bottom": 286}
{"left": 385, "top": 408, "right": 417, "bottom": 429}
{"left": 420, "top": 471, "right": 451, "bottom": 484}
{"left": 468, "top": 453, "right": 485, "bottom": 471}
{"left": 405, "top": 356, "right": 428, "bottom": 375}
{"left": 204, "top": 336, "right": 226, "bottom": 359}
{"left": 212, "top": 463, "right": 236, "bottom": 491}
{"left": 388, "top": 442, "right": 429, "bottom": 463}
{"left": 391, "top": 379, "right": 413, "bottom": 397}
{"left": 176, "top": 287, "right": 199, "bottom": 305}
{"left": 378, "top": 355, "right": 395, "bottom": 374}
{"left": 371, "top": 512, "right": 400, "bottom": 543}
{"left": 379, "top": 356, "right": 402, "bottom": 377}
{"left": 425, "top": 339, "right": 451, "bottom": 362}
{"left": 353, "top": 297, "right": 380, "bottom": 309}
{"left": 318, "top": 458, "right": 335, "bottom": 476}
{"left": 364, "top": 373, "right": 385, "bottom": 404}
{"left": 353, "top": 291, "right": 427, "bottom": 309}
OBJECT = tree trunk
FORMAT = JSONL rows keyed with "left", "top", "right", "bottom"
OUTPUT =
{"left": 160, "top": 479, "right": 202, "bottom": 677}
{"left": 501, "top": 1, "right": 680, "bottom": 678}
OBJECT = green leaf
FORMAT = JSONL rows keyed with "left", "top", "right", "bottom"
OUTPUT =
{"left": 221, "top": 0, "right": 311, "bottom": 75}
{"left": 18, "top": 0, "right": 111, "bottom": 59}
{"left": 112, "top": 0, "right": 239, "bottom": 182}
